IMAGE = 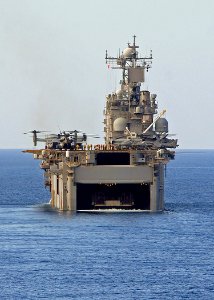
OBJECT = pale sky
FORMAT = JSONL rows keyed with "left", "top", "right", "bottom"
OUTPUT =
{"left": 0, "top": 0, "right": 214, "bottom": 149}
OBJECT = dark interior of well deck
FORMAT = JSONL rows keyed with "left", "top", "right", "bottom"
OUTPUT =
{"left": 76, "top": 183, "right": 150, "bottom": 210}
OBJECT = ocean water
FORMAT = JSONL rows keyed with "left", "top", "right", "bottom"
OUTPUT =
{"left": 0, "top": 149, "right": 213, "bottom": 299}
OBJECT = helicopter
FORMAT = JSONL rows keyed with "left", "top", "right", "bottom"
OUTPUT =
{"left": 24, "top": 130, "right": 100, "bottom": 149}
{"left": 23, "top": 130, "right": 49, "bottom": 146}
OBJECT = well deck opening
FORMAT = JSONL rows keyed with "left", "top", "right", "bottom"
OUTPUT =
{"left": 76, "top": 183, "right": 150, "bottom": 210}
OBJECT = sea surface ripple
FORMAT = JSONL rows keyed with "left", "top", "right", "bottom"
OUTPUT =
{"left": 0, "top": 149, "right": 213, "bottom": 299}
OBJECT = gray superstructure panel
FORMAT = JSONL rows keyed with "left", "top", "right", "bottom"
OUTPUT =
{"left": 74, "top": 165, "right": 153, "bottom": 184}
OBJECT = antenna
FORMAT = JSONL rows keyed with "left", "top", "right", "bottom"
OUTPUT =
{"left": 133, "top": 34, "right": 136, "bottom": 47}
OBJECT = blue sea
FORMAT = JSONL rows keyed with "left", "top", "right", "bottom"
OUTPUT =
{"left": 0, "top": 149, "right": 213, "bottom": 299}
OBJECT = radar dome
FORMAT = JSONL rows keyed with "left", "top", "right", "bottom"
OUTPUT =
{"left": 113, "top": 117, "right": 127, "bottom": 132}
{"left": 116, "top": 89, "right": 123, "bottom": 98}
{"left": 155, "top": 118, "right": 168, "bottom": 133}
{"left": 122, "top": 47, "right": 135, "bottom": 58}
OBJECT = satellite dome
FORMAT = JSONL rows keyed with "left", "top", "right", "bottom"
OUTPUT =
{"left": 113, "top": 117, "right": 127, "bottom": 132}
{"left": 155, "top": 118, "right": 168, "bottom": 133}
{"left": 151, "top": 94, "right": 157, "bottom": 99}
{"left": 116, "top": 89, "right": 123, "bottom": 98}
{"left": 122, "top": 47, "right": 135, "bottom": 58}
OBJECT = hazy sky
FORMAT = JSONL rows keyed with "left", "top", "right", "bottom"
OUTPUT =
{"left": 0, "top": 0, "right": 214, "bottom": 148}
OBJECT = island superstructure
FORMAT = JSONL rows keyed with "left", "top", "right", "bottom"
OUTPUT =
{"left": 24, "top": 36, "right": 178, "bottom": 211}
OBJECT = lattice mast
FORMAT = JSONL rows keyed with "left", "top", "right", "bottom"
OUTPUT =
{"left": 104, "top": 36, "right": 156, "bottom": 145}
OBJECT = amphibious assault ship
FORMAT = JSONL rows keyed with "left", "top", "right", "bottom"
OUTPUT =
{"left": 24, "top": 36, "right": 178, "bottom": 211}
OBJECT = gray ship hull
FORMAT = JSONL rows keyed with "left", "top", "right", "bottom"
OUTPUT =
{"left": 43, "top": 149, "right": 166, "bottom": 212}
{"left": 24, "top": 36, "right": 177, "bottom": 212}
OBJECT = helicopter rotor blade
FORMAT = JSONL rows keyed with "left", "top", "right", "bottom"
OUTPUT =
{"left": 23, "top": 130, "right": 50, "bottom": 134}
